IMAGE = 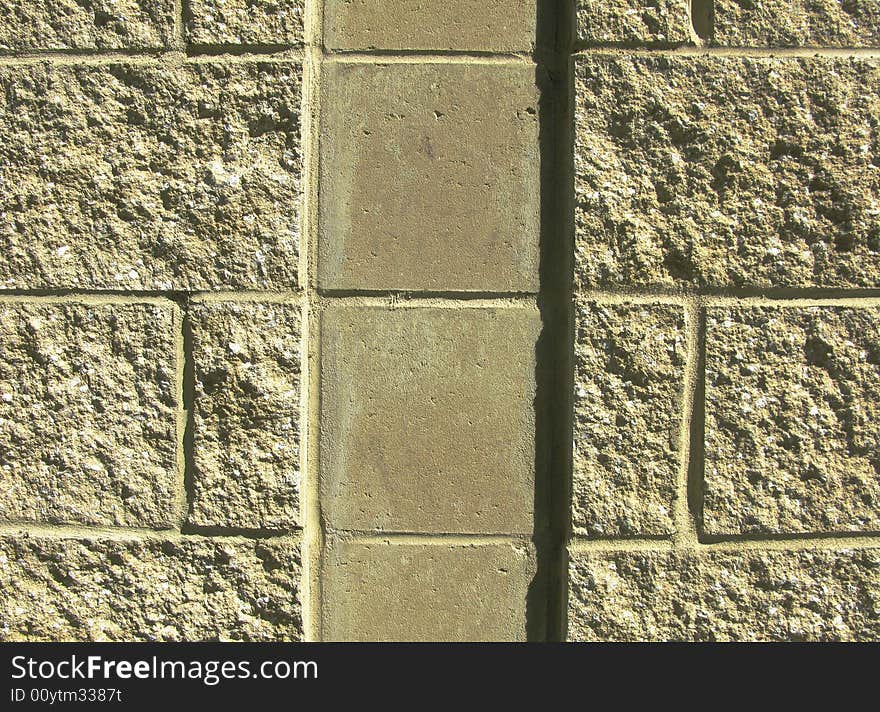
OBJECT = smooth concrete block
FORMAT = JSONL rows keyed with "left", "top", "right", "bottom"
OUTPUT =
{"left": 324, "top": 0, "right": 537, "bottom": 52}
{"left": 319, "top": 305, "right": 540, "bottom": 534}
{"left": 318, "top": 61, "right": 540, "bottom": 293}
{"left": 322, "top": 539, "right": 535, "bottom": 641}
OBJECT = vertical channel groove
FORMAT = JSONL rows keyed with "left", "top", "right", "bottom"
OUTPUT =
{"left": 674, "top": 299, "right": 704, "bottom": 549}
{"left": 529, "top": 0, "right": 575, "bottom": 642}
{"left": 301, "top": 0, "right": 325, "bottom": 643}
{"left": 175, "top": 298, "right": 197, "bottom": 530}
{"left": 691, "top": 0, "right": 715, "bottom": 43}
{"left": 180, "top": 0, "right": 192, "bottom": 44}
{"left": 687, "top": 307, "right": 707, "bottom": 542}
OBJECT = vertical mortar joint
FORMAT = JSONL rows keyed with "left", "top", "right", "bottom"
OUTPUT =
{"left": 176, "top": 296, "right": 197, "bottom": 530}
{"left": 175, "top": 0, "right": 191, "bottom": 51}
{"left": 674, "top": 298, "right": 705, "bottom": 549}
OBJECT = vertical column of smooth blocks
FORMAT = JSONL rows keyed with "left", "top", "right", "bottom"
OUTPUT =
{"left": 321, "top": 540, "right": 535, "bottom": 642}
{"left": 319, "top": 305, "right": 540, "bottom": 534}
{"left": 323, "top": 0, "right": 538, "bottom": 52}
{"left": 318, "top": 305, "right": 540, "bottom": 640}
{"left": 572, "top": 300, "right": 686, "bottom": 537}
{"left": 0, "top": 535, "right": 303, "bottom": 641}
{"left": 186, "top": 0, "right": 305, "bottom": 46}
{"left": 703, "top": 306, "right": 880, "bottom": 536}
{"left": 0, "top": 61, "right": 303, "bottom": 291}
{"left": 317, "top": 8, "right": 542, "bottom": 641}
{"left": 317, "top": 61, "right": 540, "bottom": 293}
{"left": 0, "top": 302, "right": 177, "bottom": 528}
{"left": 0, "top": 0, "right": 175, "bottom": 50}
{"left": 573, "top": 55, "right": 880, "bottom": 290}
{"left": 187, "top": 301, "right": 303, "bottom": 531}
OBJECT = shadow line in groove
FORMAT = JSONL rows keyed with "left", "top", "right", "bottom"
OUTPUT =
{"left": 527, "top": 0, "right": 573, "bottom": 643}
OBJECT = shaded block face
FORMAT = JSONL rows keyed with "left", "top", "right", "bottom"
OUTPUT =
{"left": 574, "top": 56, "right": 880, "bottom": 289}
{"left": 189, "top": 302, "right": 302, "bottom": 531}
{"left": 572, "top": 301, "right": 685, "bottom": 537}
{"left": 0, "top": 303, "right": 177, "bottom": 528}
{"left": 703, "top": 306, "right": 880, "bottom": 536}
{"left": 322, "top": 540, "right": 535, "bottom": 641}
{"left": 0, "top": 0, "right": 175, "bottom": 50}
{"left": 0, "top": 62, "right": 302, "bottom": 291}
{"left": 568, "top": 549, "right": 880, "bottom": 641}
{"left": 0, "top": 536, "right": 303, "bottom": 641}
{"left": 575, "top": 0, "right": 692, "bottom": 45}
{"left": 712, "top": 0, "right": 880, "bottom": 47}
{"left": 319, "top": 306, "right": 540, "bottom": 534}
{"left": 323, "top": 0, "right": 537, "bottom": 51}
{"left": 186, "top": 0, "right": 305, "bottom": 46}
{"left": 318, "top": 61, "right": 540, "bottom": 293}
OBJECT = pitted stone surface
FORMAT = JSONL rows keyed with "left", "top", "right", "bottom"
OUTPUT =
{"left": 0, "top": 62, "right": 302, "bottom": 291}
{"left": 0, "top": 535, "right": 303, "bottom": 641}
{"left": 703, "top": 306, "right": 880, "bottom": 535}
{"left": 713, "top": 0, "right": 880, "bottom": 47}
{"left": 189, "top": 301, "right": 302, "bottom": 530}
{"left": 574, "top": 56, "right": 880, "bottom": 289}
{"left": 187, "top": 0, "right": 305, "bottom": 46}
{"left": 569, "top": 548, "right": 880, "bottom": 641}
{"left": 0, "top": 303, "right": 177, "bottom": 528}
{"left": 0, "top": 0, "right": 174, "bottom": 50}
{"left": 575, "top": 0, "right": 691, "bottom": 45}
{"left": 572, "top": 300, "right": 685, "bottom": 536}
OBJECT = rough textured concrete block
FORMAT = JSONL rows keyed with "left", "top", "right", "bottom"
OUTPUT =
{"left": 189, "top": 302, "right": 302, "bottom": 531}
{"left": 703, "top": 306, "right": 880, "bottom": 535}
{"left": 713, "top": 0, "right": 880, "bottom": 47}
{"left": 0, "top": 62, "right": 302, "bottom": 291}
{"left": 573, "top": 300, "right": 685, "bottom": 536}
{"left": 0, "top": 535, "right": 302, "bottom": 641}
{"left": 320, "top": 306, "right": 539, "bottom": 534}
{"left": 187, "top": 0, "right": 305, "bottom": 46}
{"left": 0, "top": 0, "right": 174, "bottom": 50}
{"left": 568, "top": 548, "right": 880, "bottom": 641}
{"left": 575, "top": 0, "right": 691, "bottom": 45}
{"left": 324, "top": 0, "right": 537, "bottom": 51}
{"left": 574, "top": 56, "right": 880, "bottom": 289}
{"left": 322, "top": 540, "right": 535, "bottom": 641}
{"left": 318, "top": 61, "right": 540, "bottom": 293}
{"left": 0, "top": 303, "right": 177, "bottom": 528}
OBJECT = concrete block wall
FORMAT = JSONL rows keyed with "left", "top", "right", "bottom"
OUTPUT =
{"left": 0, "top": 1, "right": 877, "bottom": 641}
{"left": 567, "top": 0, "right": 880, "bottom": 641}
